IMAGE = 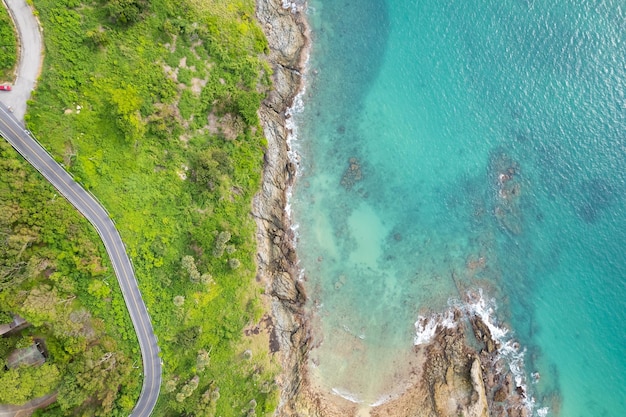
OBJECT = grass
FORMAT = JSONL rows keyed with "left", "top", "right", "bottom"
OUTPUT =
{"left": 0, "top": 1, "right": 17, "bottom": 82}
{"left": 21, "top": 0, "right": 279, "bottom": 415}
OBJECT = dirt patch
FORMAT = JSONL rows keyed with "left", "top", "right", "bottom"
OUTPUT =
{"left": 190, "top": 77, "right": 207, "bottom": 95}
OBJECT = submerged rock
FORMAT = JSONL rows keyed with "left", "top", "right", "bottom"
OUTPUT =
{"left": 340, "top": 157, "right": 363, "bottom": 189}
{"left": 490, "top": 151, "right": 524, "bottom": 235}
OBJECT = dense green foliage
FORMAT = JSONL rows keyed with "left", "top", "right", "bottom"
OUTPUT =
{"left": 0, "top": 363, "right": 61, "bottom": 404}
{"left": 0, "top": 3, "right": 17, "bottom": 81}
{"left": 11, "top": 0, "right": 278, "bottom": 415}
{"left": 0, "top": 141, "right": 141, "bottom": 415}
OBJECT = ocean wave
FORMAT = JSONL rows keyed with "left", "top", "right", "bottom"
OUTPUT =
{"left": 331, "top": 387, "right": 363, "bottom": 404}
{"left": 414, "top": 289, "right": 547, "bottom": 417}
{"left": 281, "top": 0, "right": 297, "bottom": 13}
{"left": 284, "top": 37, "right": 310, "bottom": 249}
{"left": 414, "top": 309, "right": 456, "bottom": 345}
{"left": 537, "top": 406, "right": 549, "bottom": 417}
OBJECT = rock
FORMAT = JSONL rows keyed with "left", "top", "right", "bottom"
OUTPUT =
{"left": 433, "top": 381, "right": 450, "bottom": 416}
{"left": 252, "top": 0, "right": 311, "bottom": 414}
{"left": 469, "top": 359, "right": 490, "bottom": 417}
{"left": 493, "top": 386, "right": 507, "bottom": 402}
{"left": 340, "top": 157, "right": 363, "bottom": 189}
{"left": 273, "top": 271, "right": 299, "bottom": 303}
{"left": 471, "top": 315, "right": 499, "bottom": 353}
{"left": 256, "top": 0, "right": 307, "bottom": 69}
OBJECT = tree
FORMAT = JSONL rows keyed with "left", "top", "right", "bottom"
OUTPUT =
{"left": 0, "top": 310, "right": 11, "bottom": 323}
{"left": 21, "top": 285, "right": 60, "bottom": 326}
{"left": 57, "top": 346, "right": 133, "bottom": 416}
{"left": 106, "top": 85, "right": 145, "bottom": 142}
{"left": 88, "top": 279, "right": 111, "bottom": 299}
{"left": 0, "top": 368, "right": 34, "bottom": 404}
{"left": 0, "top": 364, "right": 61, "bottom": 405}
{"left": 177, "top": 375, "right": 199, "bottom": 401}
{"left": 106, "top": 0, "right": 149, "bottom": 26}
{"left": 213, "top": 231, "right": 231, "bottom": 258}
{"left": 200, "top": 273, "right": 213, "bottom": 286}
{"left": 196, "top": 349, "right": 210, "bottom": 372}
{"left": 165, "top": 379, "right": 177, "bottom": 393}
{"left": 182, "top": 255, "right": 201, "bottom": 283}
{"left": 32, "top": 363, "right": 61, "bottom": 398}
{"left": 173, "top": 295, "right": 185, "bottom": 307}
{"left": 86, "top": 28, "right": 109, "bottom": 48}
{"left": 228, "top": 258, "right": 241, "bottom": 270}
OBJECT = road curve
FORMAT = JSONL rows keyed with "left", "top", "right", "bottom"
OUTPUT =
{"left": 0, "top": 104, "right": 162, "bottom": 416}
{"left": 1, "top": 1, "right": 161, "bottom": 415}
{"left": 0, "top": 0, "right": 43, "bottom": 121}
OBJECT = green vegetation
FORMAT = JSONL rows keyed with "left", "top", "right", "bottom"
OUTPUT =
{"left": 0, "top": 2, "right": 17, "bottom": 81}
{"left": 0, "top": 364, "right": 61, "bottom": 404}
{"left": 0, "top": 140, "right": 141, "bottom": 415}
{"left": 2, "top": 0, "right": 279, "bottom": 415}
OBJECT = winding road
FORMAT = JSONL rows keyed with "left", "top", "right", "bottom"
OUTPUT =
{"left": 0, "top": 1, "right": 161, "bottom": 416}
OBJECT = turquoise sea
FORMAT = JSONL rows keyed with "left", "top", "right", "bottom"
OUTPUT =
{"left": 289, "top": 0, "right": 626, "bottom": 415}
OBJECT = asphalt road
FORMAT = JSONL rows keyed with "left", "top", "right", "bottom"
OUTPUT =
{"left": 0, "top": 0, "right": 42, "bottom": 121}
{"left": 0, "top": 1, "right": 161, "bottom": 415}
{"left": 0, "top": 104, "right": 162, "bottom": 416}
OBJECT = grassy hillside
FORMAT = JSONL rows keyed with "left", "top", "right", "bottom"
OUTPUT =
{"left": 0, "top": 3, "right": 17, "bottom": 81}
{"left": 1, "top": 0, "right": 279, "bottom": 415}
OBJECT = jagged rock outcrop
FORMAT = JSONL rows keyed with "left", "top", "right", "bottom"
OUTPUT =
{"left": 252, "top": 0, "right": 310, "bottom": 414}
{"left": 369, "top": 315, "right": 529, "bottom": 417}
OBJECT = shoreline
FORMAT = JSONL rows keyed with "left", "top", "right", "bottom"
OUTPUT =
{"left": 252, "top": 0, "right": 311, "bottom": 413}
{"left": 253, "top": 2, "right": 538, "bottom": 416}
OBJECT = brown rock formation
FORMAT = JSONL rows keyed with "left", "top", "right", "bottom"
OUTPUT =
{"left": 370, "top": 313, "right": 529, "bottom": 417}
{"left": 253, "top": 0, "right": 311, "bottom": 413}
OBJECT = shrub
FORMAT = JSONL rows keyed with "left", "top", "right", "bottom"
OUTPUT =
{"left": 228, "top": 258, "right": 241, "bottom": 270}
{"left": 173, "top": 295, "right": 185, "bottom": 307}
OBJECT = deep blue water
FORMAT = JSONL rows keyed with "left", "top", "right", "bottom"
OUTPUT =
{"left": 290, "top": 0, "right": 626, "bottom": 414}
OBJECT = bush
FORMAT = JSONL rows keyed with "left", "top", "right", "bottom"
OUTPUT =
{"left": 228, "top": 258, "right": 241, "bottom": 270}
{"left": 0, "top": 4, "right": 17, "bottom": 80}
{"left": 106, "top": 0, "right": 149, "bottom": 26}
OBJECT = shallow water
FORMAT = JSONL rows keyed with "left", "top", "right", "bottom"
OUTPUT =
{"left": 290, "top": 0, "right": 626, "bottom": 414}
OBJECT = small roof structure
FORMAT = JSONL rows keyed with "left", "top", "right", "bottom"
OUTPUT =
{"left": 6, "top": 343, "right": 46, "bottom": 369}
{"left": 0, "top": 315, "right": 28, "bottom": 337}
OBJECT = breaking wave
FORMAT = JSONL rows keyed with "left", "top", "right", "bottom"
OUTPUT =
{"left": 283, "top": 26, "right": 309, "bottom": 240}
{"left": 414, "top": 309, "right": 456, "bottom": 345}
{"left": 414, "top": 289, "right": 547, "bottom": 417}
{"left": 331, "top": 387, "right": 364, "bottom": 404}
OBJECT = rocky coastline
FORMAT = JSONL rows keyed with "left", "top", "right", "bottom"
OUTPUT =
{"left": 253, "top": 1, "right": 535, "bottom": 416}
{"left": 252, "top": 0, "right": 310, "bottom": 413}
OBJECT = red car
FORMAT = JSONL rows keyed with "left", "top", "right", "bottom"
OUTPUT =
{"left": 0, "top": 85, "right": 11, "bottom": 91}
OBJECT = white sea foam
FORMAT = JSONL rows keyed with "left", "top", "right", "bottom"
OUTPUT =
{"left": 331, "top": 387, "right": 363, "bottom": 404}
{"left": 281, "top": 0, "right": 297, "bottom": 13}
{"left": 285, "top": 87, "right": 306, "bottom": 171}
{"left": 414, "top": 309, "right": 456, "bottom": 345}
{"left": 283, "top": 43, "right": 310, "bottom": 252}
{"left": 415, "top": 289, "right": 548, "bottom": 417}
{"left": 463, "top": 289, "right": 509, "bottom": 341}
{"left": 537, "top": 406, "right": 550, "bottom": 417}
